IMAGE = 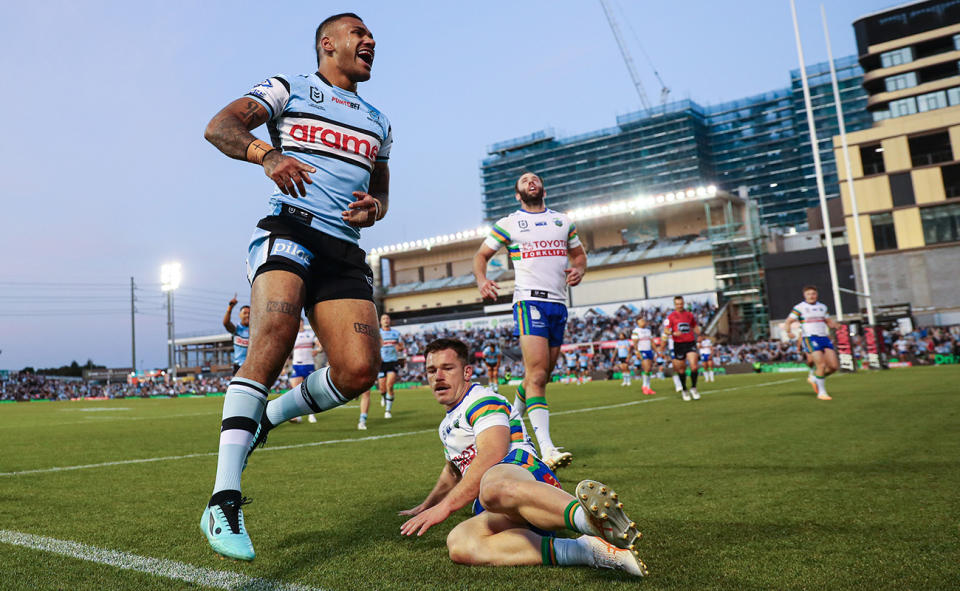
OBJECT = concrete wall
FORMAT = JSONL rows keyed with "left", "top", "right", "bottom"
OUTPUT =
{"left": 860, "top": 244, "right": 960, "bottom": 314}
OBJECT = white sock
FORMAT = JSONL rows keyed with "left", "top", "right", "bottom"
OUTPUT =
{"left": 553, "top": 536, "right": 594, "bottom": 566}
{"left": 528, "top": 408, "right": 555, "bottom": 454}
{"left": 815, "top": 376, "right": 826, "bottom": 395}
{"left": 385, "top": 394, "right": 394, "bottom": 412}
{"left": 265, "top": 366, "right": 347, "bottom": 425}
{"left": 672, "top": 374, "right": 683, "bottom": 392}
{"left": 643, "top": 374, "right": 650, "bottom": 388}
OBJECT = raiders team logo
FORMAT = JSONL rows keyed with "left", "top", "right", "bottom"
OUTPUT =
{"left": 309, "top": 87, "right": 324, "bottom": 103}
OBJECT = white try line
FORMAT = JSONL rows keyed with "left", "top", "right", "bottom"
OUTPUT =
{"left": 0, "top": 529, "right": 327, "bottom": 591}
{"left": 0, "top": 378, "right": 799, "bottom": 477}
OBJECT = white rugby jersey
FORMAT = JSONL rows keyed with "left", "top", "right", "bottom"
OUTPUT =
{"left": 292, "top": 327, "right": 316, "bottom": 365}
{"left": 631, "top": 326, "right": 653, "bottom": 352}
{"left": 484, "top": 209, "right": 582, "bottom": 304}
{"left": 788, "top": 301, "right": 831, "bottom": 337}
{"left": 439, "top": 384, "right": 537, "bottom": 476}
{"left": 699, "top": 337, "right": 713, "bottom": 355}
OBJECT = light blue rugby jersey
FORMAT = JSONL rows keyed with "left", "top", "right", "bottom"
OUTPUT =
{"left": 380, "top": 328, "right": 401, "bottom": 362}
{"left": 245, "top": 72, "right": 392, "bottom": 244}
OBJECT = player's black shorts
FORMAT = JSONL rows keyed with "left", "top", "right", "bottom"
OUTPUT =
{"left": 672, "top": 341, "right": 698, "bottom": 360}
{"left": 247, "top": 214, "right": 374, "bottom": 306}
{"left": 380, "top": 360, "right": 399, "bottom": 374}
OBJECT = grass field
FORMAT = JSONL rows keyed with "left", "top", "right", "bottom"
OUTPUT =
{"left": 1, "top": 367, "right": 958, "bottom": 591}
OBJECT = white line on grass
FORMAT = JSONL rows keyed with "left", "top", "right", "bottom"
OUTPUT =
{"left": 0, "top": 529, "right": 327, "bottom": 591}
{"left": 1, "top": 377, "right": 800, "bottom": 477}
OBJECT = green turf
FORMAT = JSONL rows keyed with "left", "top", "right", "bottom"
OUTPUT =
{"left": 1, "top": 368, "right": 958, "bottom": 590}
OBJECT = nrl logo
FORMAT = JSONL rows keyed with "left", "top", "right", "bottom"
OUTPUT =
{"left": 309, "top": 87, "right": 324, "bottom": 103}
{"left": 553, "top": 219, "right": 562, "bottom": 226}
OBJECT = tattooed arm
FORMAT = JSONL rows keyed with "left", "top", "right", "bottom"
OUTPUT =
{"left": 203, "top": 98, "right": 316, "bottom": 197}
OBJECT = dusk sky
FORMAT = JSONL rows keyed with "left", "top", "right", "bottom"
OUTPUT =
{"left": 0, "top": 0, "right": 890, "bottom": 370}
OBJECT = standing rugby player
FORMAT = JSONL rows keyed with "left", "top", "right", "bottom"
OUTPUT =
{"left": 630, "top": 317, "right": 657, "bottom": 395}
{"left": 473, "top": 172, "right": 587, "bottom": 470}
{"left": 222, "top": 295, "right": 250, "bottom": 375}
{"left": 200, "top": 13, "right": 391, "bottom": 560}
{"left": 481, "top": 340, "right": 502, "bottom": 393}
{"left": 663, "top": 296, "right": 701, "bottom": 401}
{"left": 784, "top": 286, "right": 840, "bottom": 400}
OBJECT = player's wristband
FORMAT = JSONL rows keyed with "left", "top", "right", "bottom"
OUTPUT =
{"left": 246, "top": 139, "right": 277, "bottom": 165}
{"left": 372, "top": 198, "right": 386, "bottom": 221}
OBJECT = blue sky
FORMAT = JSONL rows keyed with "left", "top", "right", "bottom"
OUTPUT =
{"left": 0, "top": 0, "right": 890, "bottom": 369}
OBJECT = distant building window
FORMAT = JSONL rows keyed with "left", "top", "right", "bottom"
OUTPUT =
{"left": 921, "top": 202, "right": 960, "bottom": 244}
{"left": 872, "top": 109, "right": 891, "bottom": 122}
{"left": 955, "top": 33, "right": 960, "bottom": 51}
{"left": 880, "top": 47, "right": 913, "bottom": 68}
{"left": 949, "top": 87, "right": 960, "bottom": 106}
{"left": 889, "top": 97, "right": 917, "bottom": 118}
{"left": 941, "top": 163, "right": 960, "bottom": 198}
{"left": 860, "top": 144, "right": 886, "bottom": 175}
{"left": 917, "top": 90, "right": 948, "bottom": 112}
{"left": 870, "top": 213, "right": 898, "bottom": 251}
{"left": 889, "top": 172, "right": 915, "bottom": 206}
{"left": 908, "top": 131, "right": 953, "bottom": 166}
{"left": 885, "top": 71, "right": 918, "bottom": 92}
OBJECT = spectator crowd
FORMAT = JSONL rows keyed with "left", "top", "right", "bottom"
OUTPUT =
{"left": 4, "top": 305, "right": 957, "bottom": 401}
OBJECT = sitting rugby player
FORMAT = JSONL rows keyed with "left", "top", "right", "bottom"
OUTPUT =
{"left": 399, "top": 338, "right": 647, "bottom": 576}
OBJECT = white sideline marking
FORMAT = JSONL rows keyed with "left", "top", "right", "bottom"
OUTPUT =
{"left": 1, "top": 378, "right": 799, "bottom": 477}
{"left": 0, "top": 429, "right": 432, "bottom": 477}
{"left": 551, "top": 377, "right": 797, "bottom": 416}
{"left": 65, "top": 407, "right": 131, "bottom": 412}
{"left": 0, "top": 529, "right": 327, "bottom": 591}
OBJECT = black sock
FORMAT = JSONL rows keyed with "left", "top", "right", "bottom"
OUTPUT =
{"left": 691, "top": 370, "right": 699, "bottom": 387}
{"left": 678, "top": 373, "right": 687, "bottom": 390}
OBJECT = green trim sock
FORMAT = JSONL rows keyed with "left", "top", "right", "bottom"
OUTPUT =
{"left": 541, "top": 537, "right": 558, "bottom": 566}
{"left": 563, "top": 500, "right": 599, "bottom": 536}
{"left": 512, "top": 384, "right": 527, "bottom": 417}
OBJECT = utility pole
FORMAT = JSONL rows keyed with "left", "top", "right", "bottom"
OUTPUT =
{"left": 130, "top": 276, "right": 136, "bottom": 373}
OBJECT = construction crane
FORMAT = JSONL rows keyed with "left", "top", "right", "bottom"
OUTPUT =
{"left": 599, "top": 0, "right": 670, "bottom": 109}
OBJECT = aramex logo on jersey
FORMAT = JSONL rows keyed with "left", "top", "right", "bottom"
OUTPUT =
{"left": 284, "top": 117, "right": 382, "bottom": 168}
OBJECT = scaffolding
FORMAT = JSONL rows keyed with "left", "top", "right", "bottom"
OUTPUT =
{"left": 704, "top": 192, "right": 769, "bottom": 343}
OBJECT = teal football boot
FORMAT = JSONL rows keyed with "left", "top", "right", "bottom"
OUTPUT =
{"left": 201, "top": 491, "right": 255, "bottom": 561}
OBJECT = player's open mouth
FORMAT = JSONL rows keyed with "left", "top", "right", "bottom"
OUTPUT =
{"left": 434, "top": 383, "right": 451, "bottom": 394}
{"left": 357, "top": 48, "right": 374, "bottom": 67}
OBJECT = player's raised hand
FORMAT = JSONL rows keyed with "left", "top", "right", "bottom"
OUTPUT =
{"left": 565, "top": 267, "right": 584, "bottom": 286}
{"left": 342, "top": 191, "right": 380, "bottom": 228}
{"left": 263, "top": 151, "right": 315, "bottom": 197}
{"left": 228, "top": 293, "right": 238, "bottom": 307}
{"left": 478, "top": 278, "right": 499, "bottom": 300}
{"left": 399, "top": 504, "right": 451, "bottom": 537}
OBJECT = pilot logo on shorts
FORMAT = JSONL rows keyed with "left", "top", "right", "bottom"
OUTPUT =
{"left": 310, "top": 87, "right": 324, "bottom": 103}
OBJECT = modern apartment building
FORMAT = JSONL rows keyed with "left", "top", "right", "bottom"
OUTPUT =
{"left": 481, "top": 57, "right": 869, "bottom": 230}
{"left": 835, "top": 0, "right": 960, "bottom": 323}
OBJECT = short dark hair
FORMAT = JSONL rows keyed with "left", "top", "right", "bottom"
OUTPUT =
{"left": 802, "top": 285, "right": 819, "bottom": 293}
{"left": 515, "top": 171, "right": 541, "bottom": 193}
{"left": 315, "top": 13, "right": 363, "bottom": 65}
{"left": 239, "top": 305, "right": 250, "bottom": 312}
{"left": 424, "top": 338, "right": 470, "bottom": 365}
{"left": 674, "top": 295, "right": 684, "bottom": 301}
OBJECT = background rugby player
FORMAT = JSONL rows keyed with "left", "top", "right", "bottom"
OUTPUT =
{"left": 473, "top": 172, "right": 587, "bottom": 471}
{"left": 663, "top": 296, "right": 701, "bottom": 401}
{"left": 784, "top": 286, "right": 840, "bottom": 401}
{"left": 200, "top": 12, "right": 392, "bottom": 561}
{"left": 222, "top": 294, "right": 250, "bottom": 375}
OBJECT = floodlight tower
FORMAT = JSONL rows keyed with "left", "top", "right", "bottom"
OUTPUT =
{"left": 160, "top": 262, "right": 182, "bottom": 380}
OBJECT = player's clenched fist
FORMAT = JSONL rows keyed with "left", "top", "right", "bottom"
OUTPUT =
{"left": 263, "top": 151, "right": 316, "bottom": 197}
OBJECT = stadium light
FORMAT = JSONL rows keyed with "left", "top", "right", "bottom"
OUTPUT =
{"left": 160, "top": 262, "right": 181, "bottom": 292}
{"left": 365, "top": 185, "right": 723, "bottom": 259}
{"left": 160, "top": 262, "right": 181, "bottom": 381}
